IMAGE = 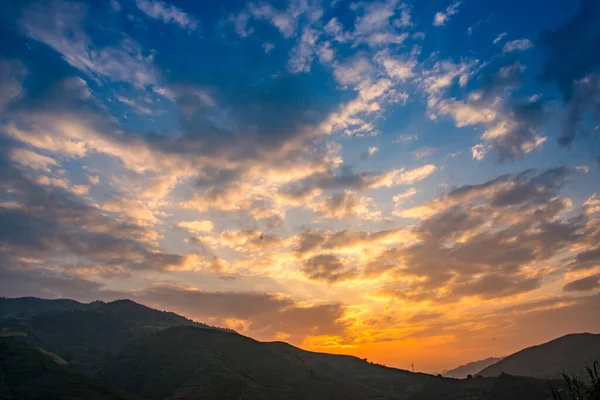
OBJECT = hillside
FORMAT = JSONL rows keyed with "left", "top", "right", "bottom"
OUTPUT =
{"left": 0, "top": 297, "right": 229, "bottom": 373}
{"left": 97, "top": 325, "right": 556, "bottom": 400}
{"left": 442, "top": 357, "right": 504, "bottom": 379}
{"left": 0, "top": 298, "right": 567, "bottom": 399}
{"left": 0, "top": 337, "right": 141, "bottom": 400}
{"left": 478, "top": 333, "right": 600, "bottom": 379}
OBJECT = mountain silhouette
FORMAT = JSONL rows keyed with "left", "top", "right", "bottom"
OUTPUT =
{"left": 0, "top": 297, "right": 587, "bottom": 399}
{"left": 477, "top": 333, "right": 600, "bottom": 379}
{"left": 443, "top": 357, "right": 504, "bottom": 379}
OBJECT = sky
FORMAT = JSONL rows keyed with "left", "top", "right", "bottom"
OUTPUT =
{"left": 0, "top": 0, "right": 599, "bottom": 373}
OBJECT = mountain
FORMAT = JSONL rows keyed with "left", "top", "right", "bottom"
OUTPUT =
{"left": 0, "top": 297, "right": 566, "bottom": 399}
{"left": 0, "top": 337, "right": 140, "bottom": 400}
{"left": 97, "top": 325, "right": 555, "bottom": 400}
{"left": 478, "top": 333, "right": 600, "bottom": 379}
{"left": 442, "top": 357, "right": 504, "bottom": 379}
{"left": 0, "top": 297, "right": 230, "bottom": 373}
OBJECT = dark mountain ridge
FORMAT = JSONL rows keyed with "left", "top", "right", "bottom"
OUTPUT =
{"left": 477, "top": 332, "right": 600, "bottom": 379}
{"left": 442, "top": 357, "right": 504, "bottom": 379}
{"left": 0, "top": 296, "right": 232, "bottom": 374}
{"left": 0, "top": 297, "right": 583, "bottom": 399}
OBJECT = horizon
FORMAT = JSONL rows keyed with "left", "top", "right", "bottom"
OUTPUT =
{"left": 3, "top": 294, "right": 597, "bottom": 375}
{"left": 1, "top": 0, "right": 599, "bottom": 374}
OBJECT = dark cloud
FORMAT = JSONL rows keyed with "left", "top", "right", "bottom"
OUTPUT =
{"left": 415, "top": 206, "right": 485, "bottom": 241}
{"left": 301, "top": 254, "right": 358, "bottom": 284}
{"left": 563, "top": 274, "right": 600, "bottom": 292}
{"left": 559, "top": 74, "right": 600, "bottom": 150}
{"left": 569, "top": 246, "right": 600, "bottom": 271}
{"left": 295, "top": 227, "right": 406, "bottom": 255}
{"left": 376, "top": 166, "right": 591, "bottom": 303}
{"left": 134, "top": 284, "right": 348, "bottom": 343}
{"left": 0, "top": 265, "right": 125, "bottom": 303}
{"left": 488, "top": 98, "right": 546, "bottom": 161}
{"left": 451, "top": 274, "right": 541, "bottom": 300}
{"left": 539, "top": 0, "right": 600, "bottom": 151}
{"left": 407, "top": 312, "right": 444, "bottom": 323}
{"left": 0, "top": 137, "right": 187, "bottom": 276}
{"left": 316, "top": 191, "right": 378, "bottom": 219}
{"left": 539, "top": 0, "right": 600, "bottom": 99}
{"left": 0, "top": 267, "right": 349, "bottom": 345}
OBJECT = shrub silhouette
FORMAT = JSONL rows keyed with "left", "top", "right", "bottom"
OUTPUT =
{"left": 550, "top": 361, "right": 600, "bottom": 400}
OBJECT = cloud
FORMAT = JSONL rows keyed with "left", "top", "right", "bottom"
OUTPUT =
{"left": 395, "top": 164, "right": 437, "bottom": 184}
{"left": 360, "top": 146, "right": 379, "bottom": 160}
{"left": 301, "top": 254, "right": 358, "bottom": 284}
{"left": 471, "top": 144, "right": 487, "bottom": 160}
{"left": 21, "top": 0, "right": 160, "bottom": 88}
{"left": 433, "top": 1, "right": 461, "bottom": 27}
{"left": 400, "top": 166, "right": 581, "bottom": 218}
{"left": 10, "top": 148, "right": 59, "bottom": 172}
{"left": 394, "top": 133, "right": 418, "bottom": 143}
{"left": 569, "top": 246, "right": 600, "bottom": 271}
{"left": 429, "top": 62, "right": 548, "bottom": 160}
{"left": 503, "top": 39, "right": 533, "bottom": 53}
{"left": 412, "top": 147, "right": 435, "bottom": 160}
{"left": 393, "top": 187, "right": 417, "bottom": 205}
{"left": 563, "top": 274, "right": 600, "bottom": 292}
{"left": 0, "top": 59, "right": 26, "bottom": 111}
{"left": 263, "top": 42, "right": 275, "bottom": 53}
{"left": 135, "top": 0, "right": 198, "bottom": 31}
{"left": 287, "top": 164, "right": 436, "bottom": 199}
{"left": 315, "top": 191, "right": 382, "bottom": 220}
{"left": 135, "top": 284, "right": 348, "bottom": 343}
{"left": 288, "top": 27, "right": 321, "bottom": 73}
{"left": 375, "top": 166, "right": 597, "bottom": 303}
{"left": 115, "top": 95, "right": 152, "bottom": 114}
{"left": 538, "top": 0, "right": 600, "bottom": 156}
{"left": 176, "top": 220, "right": 215, "bottom": 234}
{"left": 493, "top": 32, "right": 507, "bottom": 45}
{"left": 349, "top": 0, "right": 411, "bottom": 47}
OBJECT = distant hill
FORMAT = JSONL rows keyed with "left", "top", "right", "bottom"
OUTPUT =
{"left": 478, "top": 333, "right": 600, "bottom": 379}
{"left": 0, "top": 297, "right": 231, "bottom": 373}
{"left": 0, "top": 337, "right": 140, "bottom": 400}
{"left": 442, "top": 357, "right": 504, "bottom": 379}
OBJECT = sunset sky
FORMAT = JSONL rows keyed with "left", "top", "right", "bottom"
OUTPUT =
{"left": 1, "top": 0, "right": 600, "bottom": 373}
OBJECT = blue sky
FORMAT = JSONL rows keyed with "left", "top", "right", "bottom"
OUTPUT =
{"left": 0, "top": 0, "right": 599, "bottom": 372}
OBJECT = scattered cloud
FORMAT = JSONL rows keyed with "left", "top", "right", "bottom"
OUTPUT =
{"left": 135, "top": 0, "right": 198, "bottom": 31}
{"left": 503, "top": 39, "right": 533, "bottom": 53}
{"left": 433, "top": 1, "right": 461, "bottom": 26}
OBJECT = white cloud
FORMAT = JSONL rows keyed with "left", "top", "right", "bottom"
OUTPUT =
{"left": 176, "top": 220, "right": 215, "bottom": 234}
{"left": 10, "top": 148, "right": 59, "bottom": 172}
{"left": 116, "top": 95, "right": 152, "bottom": 114}
{"left": 412, "top": 147, "right": 436, "bottom": 160}
{"left": 394, "top": 164, "right": 437, "bottom": 185}
{"left": 263, "top": 42, "right": 275, "bottom": 53}
{"left": 393, "top": 187, "right": 417, "bottom": 204}
{"left": 394, "top": 133, "right": 418, "bottom": 143}
{"left": 471, "top": 143, "right": 487, "bottom": 160}
{"left": 435, "top": 98, "right": 497, "bottom": 127}
{"left": 333, "top": 57, "right": 373, "bottom": 86}
{"left": 503, "top": 39, "right": 533, "bottom": 53}
{"left": 288, "top": 27, "right": 321, "bottom": 73}
{"left": 376, "top": 51, "right": 417, "bottom": 81}
{"left": 433, "top": 1, "right": 461, "bottom": 26}
{"left": 21, "top": 1, "right": 160, "bottom": 89}
{"left": 493, "top": 31, "right": 507, "bottom": 45}
{"left": 135, "top": 0, "right": 198, "bottom": 31}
